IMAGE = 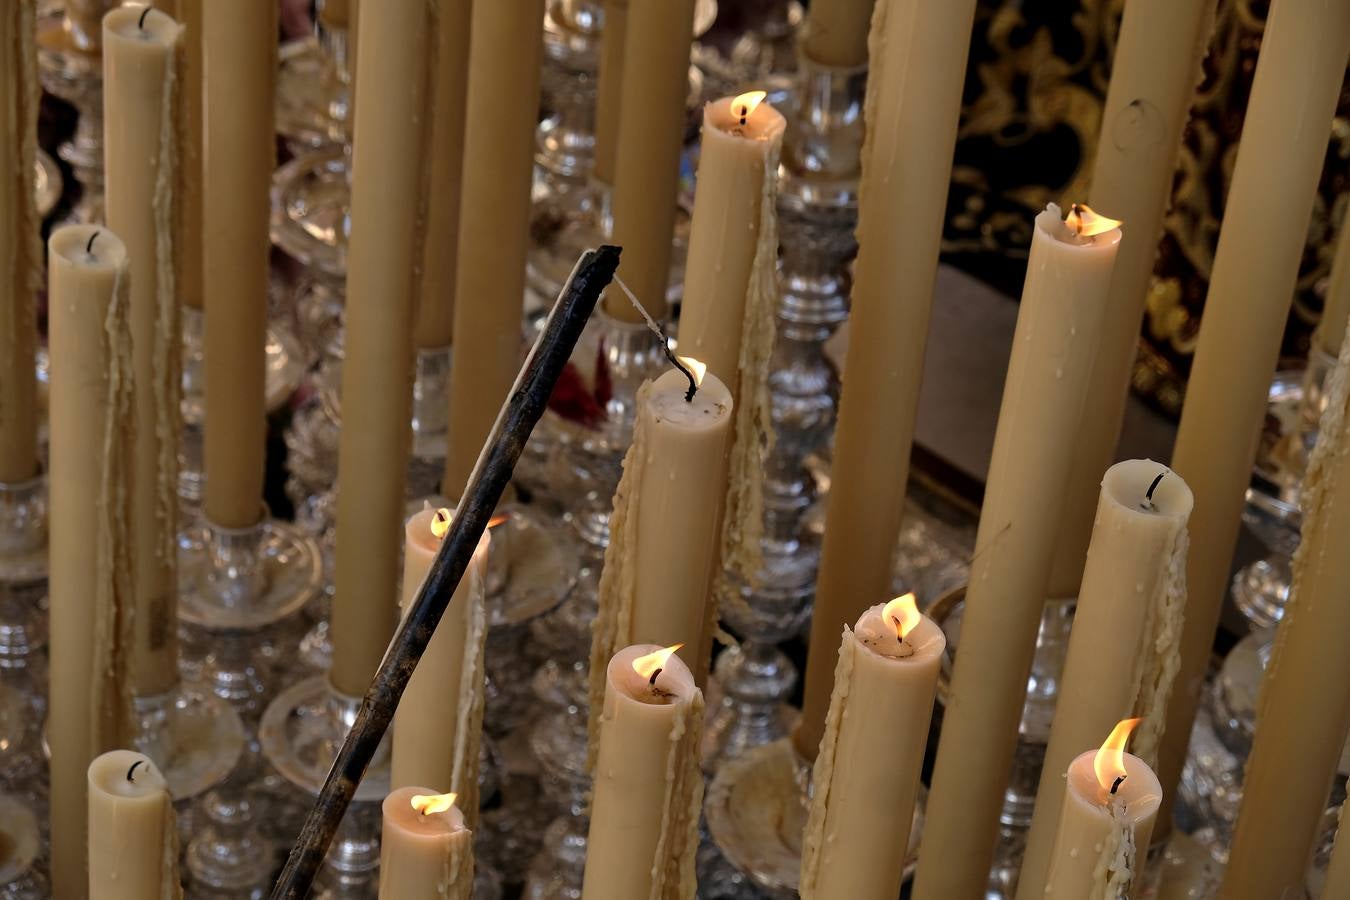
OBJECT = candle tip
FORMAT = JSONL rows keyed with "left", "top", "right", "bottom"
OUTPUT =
{"left": 138, "top": 6, "right": 151, "bottom": 29}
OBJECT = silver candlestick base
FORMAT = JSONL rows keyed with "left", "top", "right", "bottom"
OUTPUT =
{"left": 272, "top": 146, "right": 350, "bottom": 285}
{"left": 184, "top": 737, "right": 274, "bottom": 900}
{"left": 522, "top": 708, "right": 592, "bottom": 900}
{"left": 37, "top": 7, "right": 103, "bottom": 224}
{"left": 131, "top": 680, "right": 246, "bottom": 805}
{"left": 276, "top": 16, "right": 352, "bottom": 154}
{"left": 0, "top": 795, "right": 45, "bottom": 899}
{"left": 0, "top": 474, "right": 48, "bottom": 667}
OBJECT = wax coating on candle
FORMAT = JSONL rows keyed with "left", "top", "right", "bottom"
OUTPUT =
{"left": 378, "top": 786, "right": 473, "bottom": 899}
{"left": 87, "top": 749, "right": 181, "bottom": 899}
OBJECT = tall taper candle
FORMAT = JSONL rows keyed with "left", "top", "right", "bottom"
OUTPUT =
{"left": 442, "top": 0, "right": 545, "bottom": 496}
{"left": 801, "top": 0, "right": 872, "bottom": 67}
{"left": 794, "top": 0, "right": 978, "bottom": 761}
{"left": 1155, "top": 0, "right": 1350, "bottom": 830}
{"left": 1315, "top": 219, "right": 1350, "bottom": 357}
{"left": 88, "top": 751, "right": 180, "bottom": 899}
{"left": 329, "top": 0, "right": 437, "bottom": 698}
{"left": 913, "top": 204, "right": 1121, "bottom": 899}
{"left": 164, "top": 0, "right": 202, "bottom": 310}
{"left": 103, "top": 3, "right": 184, "bottom": 699}
{"left": 591, "top": 0, "right": 627, "bottom": 187}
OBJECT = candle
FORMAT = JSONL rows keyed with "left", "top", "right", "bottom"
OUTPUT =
{"left": 1018, "top": 460, "right": 1192, "bottom": 899}
{"left": 320, "top": 0, "right": 351, "bottom": 29}
{"left": 581, "top": 644, "right": 704, "bottom": 900}
{"left": 415, "top": 0, "right": 471, "bottom": 350}
{"left": 591, "top": 0, "right": 627, "bottom": 187}
{"left": 0, "top": 1, "right": 39, "bottom": 484}
{"left": 1220, "top": 325, "right": 1350, "bottom": 898}
{"left": 378, "top": 788, "right": 474, "bottom": 899}
{"left": 1316, "top": 221, "right": 1350, "bottom": 356}
{"left": 794, "top": 0, "right": 978, "bottom": 763}
{"left": 167, "top": 0, "right": 202, "bottom": 310}
{"left": 801, "top": 0, "right": 873, "bottom": 67}
{"left": 590, "top": 364, "right": 733, "bottom": 723}
{"left": 799, "top": 595, "right": 944, "bottom": 899}
{"left": 601, "top": 0, "right": 694, "bottom": 323}
{"left": 1042, "top": 720, "right": 1162, "bottom": 898}
{"left": 1155, "top": 0, "right": 1350, "bottom": 830}
{"left": 47, "top": 225, "right": 133, "bottom": 900}
{"left": 913, "top": 204, "right": 1122, "bottom": 899}
{"left": 391, "top": 508, "right": 490, "bottom": 820}
{"left": 87, "top": 751, "right": 180, "bottom": 899}
{"left": 1045, "top": 0, "right": 1215, "bottom": 600}
{"left": 103, "top": 2, "right": 184, "bottom": 701}
{"left": 328, "top": 0, "right": 436, "bottom": 698}
{"left": 441, "top": 0, "right": 544, "bottom": 496}
{"left": 200, "top": 0, "right": 274, "bottom": 528}
{"left": 1325, "top": 805, "right": 1350, "bottom": 899}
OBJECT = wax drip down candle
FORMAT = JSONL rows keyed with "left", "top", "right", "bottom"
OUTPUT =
{"left": 377, "top": 787, "right": 473, "bottom": 899}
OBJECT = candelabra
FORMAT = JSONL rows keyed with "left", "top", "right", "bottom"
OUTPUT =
{"left": 37, "top": 6, "right": 104, "bottom": 225}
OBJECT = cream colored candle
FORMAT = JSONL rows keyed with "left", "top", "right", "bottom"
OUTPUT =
{"left": 328, "top": 0, "right": 437, "bottom": 698}
{"left": 442, "top": 0, "right": 544, "bottom": 495}
{"left": 87, "top": 750, "right": 180, "bottom": 899}
{"left": 201, "top": 0, "right": 274, "bottom": 529}
{"left": 1046, "top": 0, "right": 1215, "bottom": 599}
{"left": 802, "top": 0, "right": 872, "bottom": 67}
{"left": 1316, "top": 222, "right": 1350, "bottom": 356}
{"left": 378, "top": 788, "right": 473, "bottom": 900}
{"left": 799, "top": 595, "right": 945, "bottom": 899}
{"left": 1018, "top": 461, "right": 1192, "bottom": 900}
{"left": 170, "top": 0, "right": 202, "bottom": 311}
{"left": 1042, "top": 724, "right": 1161, "bottom": 899}
{"left": 1220, "top": 326, "right": 1350, "bottom": 899}
{"left": 913, "top": 204, "right": 1122, "bottom": 900}
{"left": 582, "top": 644, "right": 704, "bottom": 900}
{"left": 1156, "top": 0, "right": 1350, "bottom": 829}
{"left": 103, "top": 3, "right": 184, "bottom": 699}
{"left": 591, "top": 0, "right": 627, "bottom": 186}
{"left": 589, "top": 366, "right": 732, "bottom": 728}
{"left": 415, "top": 0, "right": 471, "bottom": 349}
{"left": 0, "top": 1, "right": 39, "bottom": 484}
{"left": 795, "top": 0, "right": 978, "bottom": 763}
{"left": 320, "top": 0, "right": 351, "bottom": 29}
{"left": 1324, "top": 804, "right": 1350, "bottom": 899}
{"left": 47, "top": 225, "right": 133, "bottom": 900}
{"left": 601, "top": 0, "right": 694, "bottom": 323}
{"left": 391, "top": 509, "right": 489, "bottom": 820}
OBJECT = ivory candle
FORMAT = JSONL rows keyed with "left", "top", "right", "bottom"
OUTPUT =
{"left": 201, "top": 0, "right": 274, "bottom": 528}
{"left": 590, "top": 365, "right": 732, "bottom": 730}
{"left": 47, "top": 225, "right": 133, "bottom": 900}
{"left": 795, "top": 0, "right": 978, "bottom": 763}
{"left": 591, "top": 0, "right": 627, "bottom": 186}
{"left": 328, "top": 0, "right": 436, "bottom": 698}
{"left": 1316, "top": 221, "right": 1350, "bottom": 357}
{"left": 1042, "top": 723, "right": 1161, "bottom": 899}
{"left": 582, "top": 644, "right": 704, "bottom": 900}
{"left": 414, "top": 0, "right": 471, "bottom": 349}
{"left": 87, "top": 750, "right": 180, "bottom": 899}
{"left": 801, "top": 0, "right": 873, "bottom": 67}
{"left": 1155, "top": 0, "right": 1350, "bottom": 829}
{"left": 103, "top": 3, "right": 184, "bottom": 700}
{"left": 799, "top": 595, "right": 944, "bottom": 899}
{"left": 0, "top": 0, "right": 40, "bottom": 484}
{"left": 1220, "top": 326, "right": 1350, "bottom": 899}
{"left": 391, "top": 509, "right": 489, "bottom": 820}
{"left": 378, "top": 788, "right": 473, "bottom": 900}
{"left": 1046, "top": 0, "right": 1215, "bottom": 600}
{"left": 442, "top": 0, "right": 544, "bottom": 496}
{"left": 1018, "top": 461, "right": 1192, "bottom": 900}
{"left": 168, "top": 0, "right": 202, "bottom": 310}
{"left": 914, "top": 204, "right": 1122, "bottom": 899}
{"left": 602, "top": 0, "right": 695, "bottom": 323}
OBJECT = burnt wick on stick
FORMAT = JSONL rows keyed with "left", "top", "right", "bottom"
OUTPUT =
{"left": 612, "top": 273, "right": 699, "bottom": 401}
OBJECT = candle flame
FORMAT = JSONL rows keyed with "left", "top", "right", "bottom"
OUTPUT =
{"left": 430, "top": 508, "right": 452, "bottom": 539}
{"left": 882, "top": 593, "right": 922, "bottom": 641}
{"left": 410, "top": 792, "right": 458, "bottom": 816}
{"left": 732, "top": 90, "right": 768, "bottom": 121}
{"left": 488, "top": 513, "right": 509, "bottom": 529}
{"left": 632, "top": 644, "right": 684, "bottom": 682}
{"left": 678, "top": 357, "right": 707, "bottom": 388}
{"left": 1093, "top": 718, "right": 1141, "bottom": 794}
{"left": 1064, "top": 203, "right": 1122, "bottom": 238}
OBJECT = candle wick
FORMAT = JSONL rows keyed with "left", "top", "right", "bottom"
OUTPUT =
{"left": 648, "top": 666, "right": 662, "bottom": 687}
{"left": 138, "top": 6, "right": 151, "bottom": 29}
{"left": 1069, "top": 202, "right": 1084, "bottom": 236}
{"left": 85, "top": 231, "right": 98, "bottom": 255}
{"left": 739, "top": 105, "right": 748, "bottom": 126}
{"left": 1109, "top": 775, "right": 1126, "bottom": 795}
{"left": 1141, "top": 470, "right": 1166, "bottom": 511}
{"left": 127, "top": 759, "right": 145, "bottom": 783}
{"left": 612, "top": 273, "right": 698, "bottom": 402}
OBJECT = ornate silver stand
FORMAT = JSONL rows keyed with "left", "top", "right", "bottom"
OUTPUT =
{"left": 37, "top": 7, "right": 103, "bottom": 224}
{"left": 692, "top": 0, "right": 802, "bottom": 100}
{"left": 276, "top": 10, "right": 353, "bottom": 153}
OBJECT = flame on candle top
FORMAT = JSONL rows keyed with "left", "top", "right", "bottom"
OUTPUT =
{"left": 488, "top": 513, "right": 509, "bottom": 529}
{"left": 410, "top": 792, "right": 458, "bottom": 816}
{"left": 882, "top": 592, "right": 922, "bottom": 641}
{"left": 1093, "top": 717, "right": 1141, "bottom": 794}
{"left": 732, "top": 90, "right": 768, "bottom": 122}
{"left": 1064, "top": 203, "right": 1122, "bottom": 238}
{"left": 632, "top": 644, "right": 684, "bottom": 683}
{"left": 677, "top": 357, "right": 707, "bottom": 388}
{"left": 430, "top": 508, "right": 452, "bottom": 540}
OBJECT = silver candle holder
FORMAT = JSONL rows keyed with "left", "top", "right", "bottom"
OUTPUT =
{"left": 37, "top": 5, "right": 105, "bottom": 225}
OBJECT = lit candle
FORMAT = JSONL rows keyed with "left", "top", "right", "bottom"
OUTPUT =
{"left": 801, "top": 0, "right": 873, "bottom": 67}
{"left": 1018, "top": 460, "right": 1193, "bottom": 899}
{"left": 582, "top": 644, "right": 704, "bottom": 900}
{"left": 328, "top": 0, "right": 437, "bottom": 698}
{"left": 391, "top": 508, "right": 490, "bottom": 820}
{"left": 1155, "top": 0, "right": 1350, "bottom": 830}
{"left": 378, "top": 787, "right": 473, "bottom": 899}
{"left": 914, "top": 204, "right": 1123, "bottom": 899}
{"left": 799, "top": 594, "right": 944, "bottom": 899}
{"left": 1220, "top": 324, "right": 1350, "bottom": 899}
{"left": 87, "top": 750, "right": 180, "bottom": 899}
{"left": 47, "top": 225, "right": 133, "bottom": 900}
{"left": 103, "top": 2, "right": 185, "bottom": 700}
{"left": 1042, "top": 720, "right": 1161, "bottom": 898}
{"left": 0, "top": 0, "right": 40, "bottom": 484}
